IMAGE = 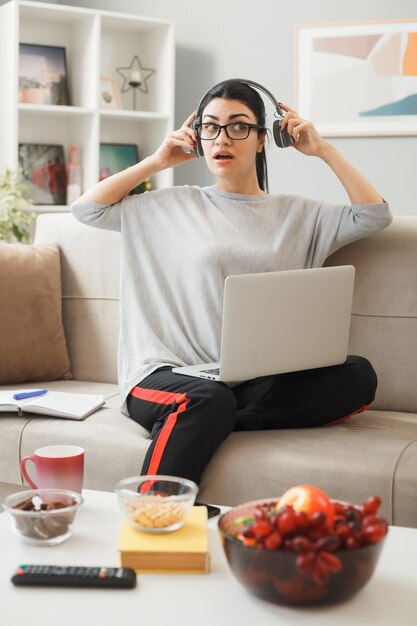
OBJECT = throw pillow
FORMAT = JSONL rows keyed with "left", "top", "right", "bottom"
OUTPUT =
{"left": 0, "top": 242, "right": 71, "bottom": 384}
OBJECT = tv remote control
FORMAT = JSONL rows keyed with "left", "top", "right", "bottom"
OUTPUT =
{"left": 11, "top": 564, "right": 136, "bottom": 588}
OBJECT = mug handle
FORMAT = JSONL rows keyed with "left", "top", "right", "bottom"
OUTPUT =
{"left": 20, "top": 455, "right": 38, "bottom": 489}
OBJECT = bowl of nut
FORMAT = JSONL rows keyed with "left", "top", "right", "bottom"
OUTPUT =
{"left": 3, "top": 489, "right": 83, "bottom": 546}
{"left": 115, "top": 475, "right": 198, "bottom": 533}
{"left": 218, "top": 484, "right": 388, "bottom": 607}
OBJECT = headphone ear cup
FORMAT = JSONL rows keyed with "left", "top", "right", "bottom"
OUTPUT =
{"left": 193, "top": 117, "right": 204, "bottom": 157}
{"left": 273, "top": 119, "right": 293, "bottom": 149}
{"left": 196, "top": 136, "right": 204, "bottom": 158}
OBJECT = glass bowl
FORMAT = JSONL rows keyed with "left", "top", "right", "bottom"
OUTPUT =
{"left": 218, "top": 499, "right": 386, "bottom": 607}
{"left": 115, "top": 475, "right": 198, "bottom": 533}
{"left": 3, "top": 489, "right": 83, "bottom": 546}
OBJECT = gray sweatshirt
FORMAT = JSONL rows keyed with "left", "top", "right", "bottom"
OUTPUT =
{"left": 71, "top": 185, "right": 392, "bottom": 411}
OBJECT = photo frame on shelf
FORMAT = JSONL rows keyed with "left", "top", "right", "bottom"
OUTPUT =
{"left": 18, "top": 143, "right": 67, "bottom": 205}
{"left": 99, "top": 143, "right": 149, "bottom": 194}
{"left": 19, "top": 43, "right": 70, "bottom": 106}
{"left": 100, "top": 76, "right": 122, "bottom": 109}
{"left": 295, "top": 19, "right": 417, "bottom": 136}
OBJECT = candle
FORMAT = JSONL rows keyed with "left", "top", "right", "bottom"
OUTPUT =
{"left": 129, "top": 70, "right": 142, "bottom": 84}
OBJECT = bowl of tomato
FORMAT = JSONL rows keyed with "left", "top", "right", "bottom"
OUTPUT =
{"left": 218, "top": 485, "right": 387, "bottom": 607}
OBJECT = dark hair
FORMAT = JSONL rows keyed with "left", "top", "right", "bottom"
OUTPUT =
{"left": 199, "top": 80, "right": 269, "bottom": 193}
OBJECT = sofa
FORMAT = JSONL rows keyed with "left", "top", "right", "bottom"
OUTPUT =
{"left": 1, "top": 213, "right": 416, "bottom": 527}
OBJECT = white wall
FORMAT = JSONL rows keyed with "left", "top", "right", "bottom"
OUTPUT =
{"left": 14, "top": 0, "right": 417, "bottom": 214}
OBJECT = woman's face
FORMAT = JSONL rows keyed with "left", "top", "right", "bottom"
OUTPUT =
{"left": 200, "top": 98, "right": 265, "bottom": 188}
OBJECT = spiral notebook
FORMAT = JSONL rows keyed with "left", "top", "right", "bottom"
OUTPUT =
{"left": 0, "top": 390, "right": 105, "bottom": 420}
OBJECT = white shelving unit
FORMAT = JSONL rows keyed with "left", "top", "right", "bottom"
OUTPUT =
{"left": 0, "top": 0, "right": 175, "bottom": 212}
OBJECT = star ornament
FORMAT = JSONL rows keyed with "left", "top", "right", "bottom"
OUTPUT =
{"left": 116, "top": 55, "right": 155, "bottom": 94}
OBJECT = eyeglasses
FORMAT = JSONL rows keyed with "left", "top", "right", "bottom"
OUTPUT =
{"left": 195, "top": 122, "right": 264, "bottom": 141}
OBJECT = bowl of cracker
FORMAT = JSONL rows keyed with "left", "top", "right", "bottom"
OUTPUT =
{"left": 115, "top": 475, "right": 198, "bottom": 533}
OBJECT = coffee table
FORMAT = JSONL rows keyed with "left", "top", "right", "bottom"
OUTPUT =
{"left": 1, "top": 489, "right": 416, "bottom": 625}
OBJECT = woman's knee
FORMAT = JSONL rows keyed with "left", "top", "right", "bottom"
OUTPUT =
{"left": 193, "top": 383, "right": 237, "bottom": 434}
{"left": 346, "top": 355, "right": 378, "bottom": 405}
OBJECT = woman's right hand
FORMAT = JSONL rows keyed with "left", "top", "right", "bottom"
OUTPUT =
{"left": 152, "top": 112, "right": 198, "bottom": 170}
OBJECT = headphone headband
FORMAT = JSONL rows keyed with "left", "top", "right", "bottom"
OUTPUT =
{"left": 195, "top": 78, "right": 286, "bottom": 121}
{"left": 194, "top": 78, "right": 293, "bottom": 156}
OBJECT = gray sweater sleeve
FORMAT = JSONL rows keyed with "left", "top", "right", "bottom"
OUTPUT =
{"left": 71, "top": 199, "right": 124, "bottom": 232}
{"left": 307, "top": 198, "right": 393, "bottom": 264}
{"left": 330, "top": 201, "right": 392, "bottom": 253}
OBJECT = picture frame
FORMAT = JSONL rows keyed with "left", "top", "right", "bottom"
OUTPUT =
{"left": 295, "top": 19, "right": 417, "bottom": 137}
{"left": 99, "top": 143, "right": 147, "bottom": 194}
{"left": 100, "top": 76, "right": 122, "bottom": 109}
{"left": 18, "top": 143, "right": 67, "bottom": 205}
{"left": 19, "top": 43, "right": 70, "bottom": 106}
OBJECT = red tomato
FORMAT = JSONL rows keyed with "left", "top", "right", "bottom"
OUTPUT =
{"left": 277, "top": 484, "right": 335, "bottom": 527}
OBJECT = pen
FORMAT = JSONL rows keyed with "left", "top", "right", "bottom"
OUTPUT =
{"left": 13, "top": 389, "right": 48, "bottom": 401}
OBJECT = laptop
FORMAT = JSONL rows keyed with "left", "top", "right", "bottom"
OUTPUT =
{"left": 172, "top": 265, "right": 355, "bottom": 383}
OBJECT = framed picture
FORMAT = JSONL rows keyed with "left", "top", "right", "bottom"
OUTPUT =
{"left": 100, "top": 143, "right": 148, "bottom": 194}
{"left": 19, "top": 43, "right": 70, "bottom": 106}
{"left": 100, "top": 76, "right": 122, "bottom": 109}
{"left": 18, "top": 143, "right": 67, "bottom": 205}
{"left": 295, "top": 19, "right": 417, "bottom": 136}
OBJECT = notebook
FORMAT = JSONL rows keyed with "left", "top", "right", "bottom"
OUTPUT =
{"left": 118, "top": 506, "right": 209, "bottom": 573}
{"left": 172, "top": 266, "right": 355, "bottom": 383}
{"left": 0, "top": 390, "right": 105, "bottom": 420}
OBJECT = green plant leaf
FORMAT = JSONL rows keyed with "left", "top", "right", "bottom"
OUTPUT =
{"left": 0, "top": 167, "right": 35, "bottom": 243}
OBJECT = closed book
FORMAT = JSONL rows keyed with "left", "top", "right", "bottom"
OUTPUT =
{"left": 118, "top": 506, "right": 209, "bottom": 573}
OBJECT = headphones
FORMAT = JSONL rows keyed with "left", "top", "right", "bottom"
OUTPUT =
{"left": 193, "top": 78, "right": 293, "bottom": 157}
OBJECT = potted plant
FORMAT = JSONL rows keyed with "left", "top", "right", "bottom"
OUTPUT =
{"left": 0, "top": 167, "right": 35, "bottom": 243}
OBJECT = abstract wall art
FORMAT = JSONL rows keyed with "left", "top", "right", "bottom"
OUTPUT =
{"left": 295, "top": 19, "right": 417, "bottom": 136}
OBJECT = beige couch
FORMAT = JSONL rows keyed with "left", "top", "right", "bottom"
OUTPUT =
{"left": 2, "top": 213, "right": 417, "bottom": 527}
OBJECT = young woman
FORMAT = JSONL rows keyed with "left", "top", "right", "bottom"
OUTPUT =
{"left": 72, "top": 79, "right": 392, "bottom": 486}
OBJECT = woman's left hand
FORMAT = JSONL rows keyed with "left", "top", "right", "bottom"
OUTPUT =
{"left": 279, "top": 104, "right": 328, "bottom": 158}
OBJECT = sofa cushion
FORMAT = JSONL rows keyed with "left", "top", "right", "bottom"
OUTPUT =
{"left": 0, "top": 242, "right": 71, "bottom": 383}
{"left": 325, "top": 217, "right": 417, "bottom": 413}
{"left": 34, "top": 214, "right": 120, "bottom": 383}
{"left": 198, "top": 409, "right": 417, "bottom": 527}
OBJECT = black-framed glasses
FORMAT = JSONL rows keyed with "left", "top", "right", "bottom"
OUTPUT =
{"left": 195, "top": 122, "right": 264, "bottom": 141}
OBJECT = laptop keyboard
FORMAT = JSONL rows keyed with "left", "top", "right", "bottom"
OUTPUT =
{"left": 200, "top": 368, "right": 220, "bottom": 375}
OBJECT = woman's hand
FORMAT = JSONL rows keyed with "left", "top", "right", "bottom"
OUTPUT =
{"left": 152, "top": 112, "right": 198, "bottom": 170}
{"left": 278, "top": 104, "right": 329, "bottom": 158}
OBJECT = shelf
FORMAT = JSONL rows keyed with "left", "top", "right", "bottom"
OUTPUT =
{"left": 19, "top": 104, "right": 95, "bottom": 116}
{"left": 19, "top": 105, "right": 170, "bottom": 121}
{"left": 19, "top": 0, "right": 93, "bottom": 23}
{"left": 0, "top": 0, "right": 175, "bottom": 201}
{"left": 99, "top": 109, "right": 170, "bottom": 121}
{"left": 100, "top": 10, "right": 171, "bottom": 32}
